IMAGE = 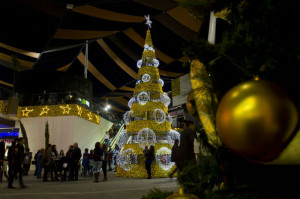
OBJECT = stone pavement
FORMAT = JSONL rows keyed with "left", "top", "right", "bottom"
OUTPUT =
{"left": 0, "top": 171, "right": 179, "bottom": 199}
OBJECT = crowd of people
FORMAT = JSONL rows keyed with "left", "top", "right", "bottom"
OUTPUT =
{"left": 0, "top": 139, "right": 115, "bottom": 189}
{"left": 0, "top": 120, "right": 209, "bottom": 189}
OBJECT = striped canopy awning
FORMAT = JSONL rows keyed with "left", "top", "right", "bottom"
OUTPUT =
{"left": 0, "top": 0, "right": 210, "bottom": 113}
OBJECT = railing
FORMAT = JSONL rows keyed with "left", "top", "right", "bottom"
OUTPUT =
{"left": 0, "top": 87, "right": 123, "bottom": 123}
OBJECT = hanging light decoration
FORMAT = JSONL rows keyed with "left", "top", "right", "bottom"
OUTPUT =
{"left": 137, "top": 92, "right": 149, "bottom": 105}
{"left": 137, "top": 59, "right": 143, "bottom": 68}
{"left": 158, "top": 78, "right": 164, "bottom": 87}
{"left": 137, "top": 128, "right": 156, "bottom": 149}
{"left": 162, "top": 93, "right": 171, "bottom": 107}
{"left": 153, "top": 59, "right": 159, "bottom": 67}
{"left": 128, "top": 98, "right": 135, "bottom": 108}
{"left": 155, "top": 147, "right": 174, "bottom": 170}
{"left": 169, "top": 129, "right": 180, "bottom": 145}
{"left": 117, "top": 130, "right": 128, "bottom": 150}
{"left": 117, "top": 148, "right": 137, "bottom": 171}
{"left": 123, "top": 111, "right": 133, "bottom": 125}
{"left": 142, "top": 74, "right": 151, "bottom": 82}
{"left": 153, "top": 109, "right": 166, "bottom": 124}
{"left": 166, "top": 114, "right": 173, "bottom": 123}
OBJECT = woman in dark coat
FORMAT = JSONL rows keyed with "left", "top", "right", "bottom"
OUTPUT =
{"left": 101, "top": 144, "right": 108, "bottom": 181}
{"left": 144, "top": 145, "right": 155, "bottom": 179}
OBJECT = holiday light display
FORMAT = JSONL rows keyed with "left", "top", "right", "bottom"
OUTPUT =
{"left": 116, "top": 19, "right": 179, "bottom": 178}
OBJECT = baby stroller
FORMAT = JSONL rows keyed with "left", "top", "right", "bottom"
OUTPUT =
{"left": 57, "top": 156, "right": 69, "bottom": 182}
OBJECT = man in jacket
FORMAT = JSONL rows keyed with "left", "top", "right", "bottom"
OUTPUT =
{"left": 178, "top": 120, "right": 196, "bottom": 172}
{"left": 69, "top": 142, "right": 81, "bottom": 181}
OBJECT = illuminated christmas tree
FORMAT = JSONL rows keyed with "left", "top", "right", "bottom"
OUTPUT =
{"left": 116, "top": 17, "right": 180, "bottom": 178}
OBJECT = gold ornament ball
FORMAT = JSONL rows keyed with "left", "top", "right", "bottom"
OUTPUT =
{"left": 166, "top": 188, "right": 199, "bottom": 199}
{"left": 216, "top": 80, "right": 298, "bottom": 162}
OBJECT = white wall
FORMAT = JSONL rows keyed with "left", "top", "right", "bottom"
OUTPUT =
{"left": 15, "top": 116, "right": 113, "bottom": 155}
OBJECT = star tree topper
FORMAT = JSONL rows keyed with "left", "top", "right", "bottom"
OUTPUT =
{"left": 144, "top": 14, "right": 152, "bottom": 28}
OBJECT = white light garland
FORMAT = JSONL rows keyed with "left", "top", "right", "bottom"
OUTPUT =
{"left": 128, "top": 98, "right": 135, "bottom": 108}
{"left": 155, "top": 147, "right": 174, "bottom": 170}
{"left": 123, "top": 111, "right": 133, "bottom": 125}
{"left": 169, "top": 129, "right": 180, "bottom": 145}
{"left": 144, "top": 44, "right": 155, "bottom": 52}
{"left": 137, "top": 92, "right": 149, "bottom": 105}
{"left": 117, "top": 148, "right": 137, "bottom": 171}
{"left": 162, "top": 93, "right": 171, "bottom": 107}
{"left": 167, "top": 114, "right": 173, "bottom": 123}
{"left": 142, "top": 74, "right": 151, "bottom": 82}
{"left": 153, "top": 59, "right": 159, "bottom": 67}
{"left": 117, "top": 129, "right": 128, "bottom": 150}
{"left": 137, "top": 128, "right": 156, "bottom": 149}
{"left": 137, "top": 59, "right": 142, "bottom": 68}
{"left": 153, "top": 109, "right": 166, "bottom": 124}
{"left": 158, "top": 79, "right": 164, "bottom": 87}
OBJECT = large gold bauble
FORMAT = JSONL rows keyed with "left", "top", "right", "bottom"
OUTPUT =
{"left": 216, "top": 80, "right": 298, "bottom": 162}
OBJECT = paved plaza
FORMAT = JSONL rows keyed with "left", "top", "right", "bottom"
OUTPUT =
{"left": 0, "top": 171, "right": 179, "bottom": 199}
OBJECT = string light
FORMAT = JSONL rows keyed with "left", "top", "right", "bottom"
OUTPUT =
{"left": 117, "top": 129, "right": 128, "bottom": 150}
{"left": 137, "top": 59, "right": 142, "bottom": 68}
{"left": 128, "top": 98, "right": 135, "bottom": 108}
{"left": 117, "top": 148, "right": 137, "bottom": 171}
{"left": 137, "top": 92, "right": 149, "bottom": 105}
{"left": 60, "top": 104, "right": 71, "bottom": 114}
{"left": 155, "top": 147, "right": 174, "bottom": 170}
{"left": 76, "top": 105, "right": 82, "bottom": 116}
{"left": 153, "top": 59, "right": 159, "bottom": 67}
{"left": 22, "top": 107, "right": 33, "bottom": 117}
{"left": 123, "top": 111, "right": 133, "bottom": 125}
{"left": 87, "top": 112, "right": 93, "bottom": 120}
{"left": 17, "top": 104, "right": 100, "bottom": 124}
{"left": 142, "top": 74, "right": 151, "bottom": 82}
{"left": 153, "top": 109, "right": 166, "bottom": 124}
{"left": 158, "top": 79, "right": 164, "bottom": 87}
{"left": 137, "top": 128, "right": 156, "bottom": 149}
{"left": 162, "top": 93, "right": 171, "bottom": 107}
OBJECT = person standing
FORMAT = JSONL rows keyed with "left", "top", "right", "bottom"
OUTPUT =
{"left": 178, "top": 120, "right": 196, "bottom": 172}
{"left": 11, "top": 138, "right": 26, "bottom": 188}
{"left": 7, "top": 140, "right": 16, "bottom": 188}
{"left": 0, "top": 141, "right": 5, "bottom": 182}
{"left": 36, "top": 149, "right": 44, "bottom": 179}
{"left": 144, "top": 145, "right": 155, "bottom": 179}
{"left": 169, "top": 139, "right": 180, "bottom": 178}
{"left": 50, "top": 145, "right": 59, "bottom": 181}
{"left": 42, "top": 144, "right": 52, "bottom": 182}
{"left": 69, "top": 142, "right": 81, "bottom": 181}
{"left": 101, "top": 144, "right": 108, "bottom": 181}
{"left": 23, "top": 148, "right": 32, "bottom": 176}
{"left": 93, "top": 142, "right": 103, "bottom": 182}
{"left": 82, "top": 148, "right": 89, "bottom": 177}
